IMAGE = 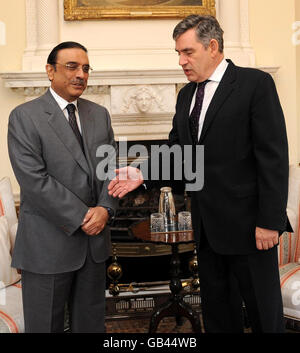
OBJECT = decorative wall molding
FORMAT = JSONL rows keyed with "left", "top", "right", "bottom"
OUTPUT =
{"left": 1, "top": 70, "right": 188, "bottom": 88}
{"left": 257, "top": 66, "right": 280, "bottom": 75}
{"left": 112, "top": 84, "right": 174, "bottom": 115}
{"left": 0, "top": 21, "right": 6, "bottom": 46}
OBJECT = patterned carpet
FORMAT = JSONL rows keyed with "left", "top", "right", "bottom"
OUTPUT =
{"left": 105, "top": 316, "right": 300, "bottom": 334}
{"left": 106, "top": 316, "right": 198, "bottom": 333}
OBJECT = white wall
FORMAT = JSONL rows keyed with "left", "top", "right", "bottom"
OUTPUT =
{"left": 249, "top": 0, "right": 298, "bottom": 165}
{"left": 296, "top": 1, "right": 300, "bottom": 165}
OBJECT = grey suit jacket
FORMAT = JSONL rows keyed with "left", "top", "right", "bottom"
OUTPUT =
{"left": 8, "top": 89, "right": 118, "bottom": 274}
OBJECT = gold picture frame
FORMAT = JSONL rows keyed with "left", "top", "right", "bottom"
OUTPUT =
{"left": 64, "top": 0, "right": 216, "bottom": 20}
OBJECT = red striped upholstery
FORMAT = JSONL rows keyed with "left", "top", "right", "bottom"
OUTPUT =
{"left": 0, "top": 199, "right": 4, "bottom": 217}
{"left": 0, "top": 282, "right": 23, "bottom": 333}
{"left": 0, "top": 310, "right": 19, "bottom": 333}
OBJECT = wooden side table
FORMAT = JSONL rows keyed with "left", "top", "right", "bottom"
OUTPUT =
{"left": 130, "top": 219, "right": 202, "bottom": 334}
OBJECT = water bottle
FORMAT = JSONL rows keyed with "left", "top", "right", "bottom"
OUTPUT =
{"left": 159, "top": 187, "right": 176, "bottom": 229}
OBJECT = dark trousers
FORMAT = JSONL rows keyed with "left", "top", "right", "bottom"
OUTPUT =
{"left": 197, "top": 231, "right": 285, "bottom": 333}
{"left": 21, "top": 247, "right": 106, "bottom": 333}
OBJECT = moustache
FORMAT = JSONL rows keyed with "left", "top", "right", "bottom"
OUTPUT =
{"left": 70, "top": 79, "right": 85, "bottom": 86}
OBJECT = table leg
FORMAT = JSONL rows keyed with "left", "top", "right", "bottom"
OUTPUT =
{"left": 149, "top": 243, "right": 202, "bottom": 333}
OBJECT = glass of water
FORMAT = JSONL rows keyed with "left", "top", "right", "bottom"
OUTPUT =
{"left": 178, "top": 211, "right": 192, "bottom": 231}
{"left": 150, "top": 213, "right": 165, "bottom": 233}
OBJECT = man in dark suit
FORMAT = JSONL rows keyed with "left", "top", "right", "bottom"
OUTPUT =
{"left": 8, "top": 42, "right": 118, "bottom": 333}
{"left": 108, "top": 15, "right": 291, "bottom": 332}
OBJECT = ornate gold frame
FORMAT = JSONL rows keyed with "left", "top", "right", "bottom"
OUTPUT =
{"left": 64, "top": 0, "right": 216, "bottom": 20}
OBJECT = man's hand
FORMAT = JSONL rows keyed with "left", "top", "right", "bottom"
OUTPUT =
{"left": 255, "top": 227, "right": 279, "bottom": 250}
{"left": 81, "top": 206, "right": 109, "bottom": 236}
{"left": 108, "top": 166, "right": 144, "bottom": 198}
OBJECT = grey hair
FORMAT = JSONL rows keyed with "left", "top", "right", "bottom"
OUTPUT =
{"left": 173, "top": 15, "right": 224, "bottom": 53}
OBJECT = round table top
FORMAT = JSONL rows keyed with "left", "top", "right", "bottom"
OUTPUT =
{"left": 129, "top": 219, "right": 194, "bottom": 245}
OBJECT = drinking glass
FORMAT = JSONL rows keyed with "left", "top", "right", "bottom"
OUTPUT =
{"left": 150, "top": 213, "right": 165, "bottom": 233}
{"left": 178, "top": 211, "right": 192, "bottom": 231}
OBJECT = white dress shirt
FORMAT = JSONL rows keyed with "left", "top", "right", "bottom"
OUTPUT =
{"left": 189, "top": 58, "right": 229, "bottom": 140}
{"left": 49, "top": 87, "right": 82, "bottom": 133}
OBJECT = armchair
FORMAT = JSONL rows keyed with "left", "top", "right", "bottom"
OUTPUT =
{"left": 0, "top": 177, "right": 23, "bottom": 333}
{"left": 278, "top": 165, "right": 300, "bottom": 330}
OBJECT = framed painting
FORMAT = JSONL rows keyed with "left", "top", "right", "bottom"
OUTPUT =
{"left": 64, "top": 0, "right": 216, "bottom": 20}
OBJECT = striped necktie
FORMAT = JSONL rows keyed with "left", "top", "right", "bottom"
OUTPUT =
{"left": 66, "top": 104, "right": 84, "bottom": 152}
{"left": 189, "top": 80, "right": 209, "bottom": 144}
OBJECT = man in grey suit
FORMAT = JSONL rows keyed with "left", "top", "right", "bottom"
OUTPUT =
{"left": 7, "top": 41, "right": 118, "bottom": 333}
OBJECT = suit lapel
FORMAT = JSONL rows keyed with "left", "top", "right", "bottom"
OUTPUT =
{"left": 77, "top": 98, "right": 95, "bottom": 159}
{"left": 179, "top": 82, "right": 197, "bottom": 145}
{"left": 43, "top": 90, "right": 90, "bottom": 175}
{"left": 199, "top": 60, "right": 237, "bottom": 144}
{"left": 77, "top": 98, "right": 96, "bottom": 187}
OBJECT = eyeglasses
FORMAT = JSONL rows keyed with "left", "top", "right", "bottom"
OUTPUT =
{"left": 53, "top": 62, "right": 93, "bottom": 74}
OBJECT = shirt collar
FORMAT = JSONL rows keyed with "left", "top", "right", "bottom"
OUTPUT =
{"left": 49, "top": 87, "right": 78, "bottom": 112}
{"left": 208, "top": 58, "right": 229, "bottom": 83}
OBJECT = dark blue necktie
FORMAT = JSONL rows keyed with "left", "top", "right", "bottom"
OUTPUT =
{"left": 189, "top": 80, "right": 209, "bottom": 144}
{"left": 66, "top": 104, "right": 84, "bottom": 152}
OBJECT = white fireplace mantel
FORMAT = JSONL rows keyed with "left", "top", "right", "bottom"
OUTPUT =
{"left": 1, "top": 69, "right": 189, "bottom": 88}
{"left": 1, "top": 69, "right": 189, "bottom": 141}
